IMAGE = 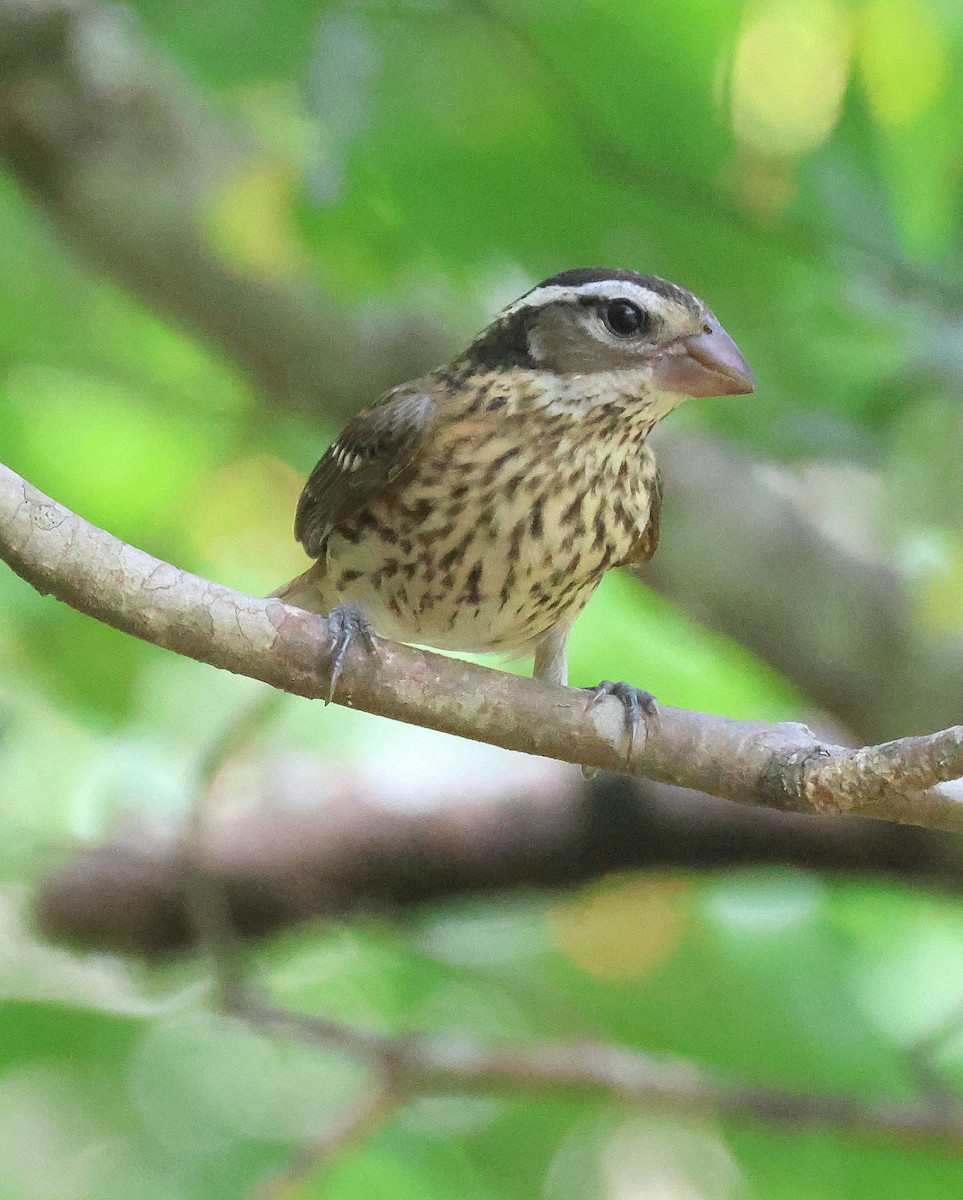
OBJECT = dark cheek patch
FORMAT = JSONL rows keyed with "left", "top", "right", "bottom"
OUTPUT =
{"left": 538, "top": 302, "right": 668, "bottom": 375}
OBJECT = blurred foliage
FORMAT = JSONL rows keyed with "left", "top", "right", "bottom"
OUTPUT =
{"left": 1, "top": 0, "right": 962, "bottom": 1196}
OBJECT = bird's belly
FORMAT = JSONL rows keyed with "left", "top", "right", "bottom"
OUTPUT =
{"left": 323, "top": 484, "right": 641, "bottom": 654}
{"left": 332, "top": 567, "right": 600, "bottom": 655}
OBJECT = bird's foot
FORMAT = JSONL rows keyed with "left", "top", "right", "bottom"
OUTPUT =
{"left": 582, "top": 680, "right": 658, "bottom": 777}
{"left": 325, "top": 603, "right": 377, "bottom": 705}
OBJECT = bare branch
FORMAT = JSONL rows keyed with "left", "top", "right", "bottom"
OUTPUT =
{"left": 179, "top": 693, "right": 284, "bottom": 1004}
{"left": 3, "top": 458, "right": 962, "bottom": 833}
{"left": 648, "top": 433, "right": 963, "bottom": 742}
{"left": 233, "top": 1001, "right": 963, "bottom": 1147}
{"left": 809, "top": 730, "right": 963, "bottom": 816}
{"left": 252, "top": 1082, "right": 400, "bottom": 1200}
{"left": 34, "top": 768, "right": 963, "bottom": 957}
{"left": 175, "top": 705, "right": 404, "bottom": 1200}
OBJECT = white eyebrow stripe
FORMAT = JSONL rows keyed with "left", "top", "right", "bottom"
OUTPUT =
{"left": 500, "top": 280, "right": 678, "bottom": 321}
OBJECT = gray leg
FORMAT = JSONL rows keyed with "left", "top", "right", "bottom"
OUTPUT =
{"left": 325, "top": 603, "right": 377, "bottom": 705}
{"left": 534, "top": 622, "right": 657, "bottom": 777}
{"left": 533, "top": 623, "right": 601, "bottom": 779}
{"left": 532, "top": 623, "right": 571, "bottom": 687}
{"left": 585, "top": 680, "right": 658, "bottom": 759}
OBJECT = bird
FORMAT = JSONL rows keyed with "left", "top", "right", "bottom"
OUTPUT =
{"left": 272, "top": 267, "right": 754, "bottom": 758}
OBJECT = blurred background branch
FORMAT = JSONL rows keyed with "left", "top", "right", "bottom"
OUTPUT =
{"left": 36, "top": 762, "right": 963, "bottom": 957}
{"left": 0, "top": 0, "right": 447, "bottom": 413}
{"left": 647, "top": 432, "right": 963, "bottom": 741}
{"left": 238, "top": 999, "right": 963, "bottom": 1146}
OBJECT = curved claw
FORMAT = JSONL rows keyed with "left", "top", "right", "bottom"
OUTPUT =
{"left": 326, "top": 602, "right": 378, "bottom": 704}
{"left": 584, "top": 680, "right": 658, "bottom": 762}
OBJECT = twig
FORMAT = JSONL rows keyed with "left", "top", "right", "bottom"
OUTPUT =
{"left": 217, "top": 1001, "right": 963, "bottom": 1148}
{"left": 171, "top": 694, "right": 402, "bottom": 1196}
{"left": 2, "top": 460, "right": 962, "bottom": 829}
{"left": 808, "top": 732, "right": 963, "bottom": 812}
{"left": 252, "top": 1080, "right": 400, "bottom": 1200}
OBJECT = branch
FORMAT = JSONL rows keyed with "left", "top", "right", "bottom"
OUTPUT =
{"left": 252, "top": 1081, "right": 400, "bottom": 1200}
{"left": 35, "top": 769, "right": 963, "bottom": 956}
{"left": 0, "top": 0, "right": 446, "bottom": 414}
{"left": 3, "top": 459, "right": 962, "bottom": 827}
{"left": 234, "top": 1001, "right": 963, "bottom": 1148}
{"left": 648, "top": 433, "right": 963, "bottom": 742}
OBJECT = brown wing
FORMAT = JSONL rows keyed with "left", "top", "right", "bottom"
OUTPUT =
{"left": 619, "top": 468, "right": 663, "bottom": 566}
{"left": 295, "top": 385, "right": 436, "bottom": 557}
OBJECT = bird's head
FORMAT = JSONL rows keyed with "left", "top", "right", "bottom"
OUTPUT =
{"left": 463, "top": 267, "right": 754, "bottom": 414}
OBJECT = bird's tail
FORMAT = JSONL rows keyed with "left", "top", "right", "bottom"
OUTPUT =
{"left": 268, "top": 561, "right": 332, "bottom": 614}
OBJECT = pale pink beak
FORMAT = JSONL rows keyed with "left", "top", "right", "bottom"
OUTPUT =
{"left": 651, "top": 319, "right": 755, "bottom": 398}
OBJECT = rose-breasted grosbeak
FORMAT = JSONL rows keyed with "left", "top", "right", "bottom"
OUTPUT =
{"left": 273, "top": 267, "right": 754, "bottom": 753}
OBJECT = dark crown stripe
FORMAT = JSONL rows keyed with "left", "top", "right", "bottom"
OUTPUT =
{"left": 535, "top": 267, "right": 698, "bottom": 311}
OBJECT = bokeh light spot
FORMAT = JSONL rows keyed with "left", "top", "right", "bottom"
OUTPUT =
{"left": 915, "top": 536, "right": 963, "bottom": 635}
{"left": 189, "top": 453, "right": 307, "bottom": 592}
{"left": 206, "top": 163, "right": 307, "bottom": 278}
{"left": 856, "top": 0, "right": 948, "bottom": 128}
{"left": 730, "top": 0, "right": 851, "bottom": 156}
{"left": 550, "top": 876, "right": 693, "bottom": 981}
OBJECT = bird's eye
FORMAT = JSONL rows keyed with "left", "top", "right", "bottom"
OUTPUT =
{"left": 603, "top": 299, "right": 647, "bottom": 338}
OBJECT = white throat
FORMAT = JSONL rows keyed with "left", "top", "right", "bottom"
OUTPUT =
{"left": 529, "top": 369, "right": 686, "bottom": 421}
